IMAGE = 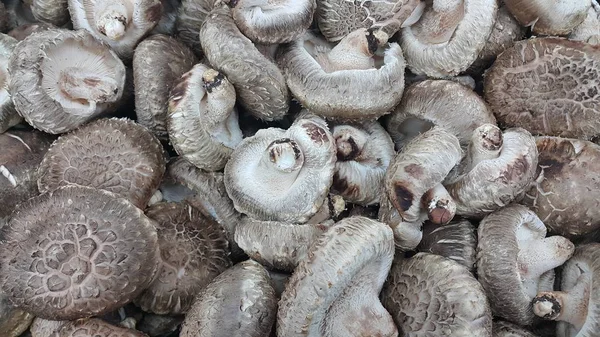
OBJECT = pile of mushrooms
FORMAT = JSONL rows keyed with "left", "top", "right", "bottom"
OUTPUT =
{"left": 3, "top": 0, "right": 600, "bottom": 336}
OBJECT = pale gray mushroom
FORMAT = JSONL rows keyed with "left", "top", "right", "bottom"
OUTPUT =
{"left": 378, "top": 190, "right": 424, "bottom": 251}
{"left": 30, "top": 318, "right": 67, "bottom": 337}
{"left": 417, "top": 218, "right": 477, "bottom": 272}
{"left": 9, "top": 29, "right": 126, "bottom": 134}
{"left": 29, "top": 0, "right": 70, "bottom": 26}
{"left": 0, "top": 33, "right": 19, "bottom": 133}
{"left": 570, "top": 2, "right": 600, "bottom": 45}
{"left": 7, "top": 22, "right": 55, "bottom": 40}
{"left": 476, "top": 204, "right": 574, "bottom": 326}
{"left": 493, "top": 320, "right": 540, "bottom": 337}
{"left": 199, "top": 4, "right": 289, "bottom": 121}
{"left": 276, "top": 28, "right": 406, "bottom": 121}
{"left": 504, "top": 0, "right": 591, "bottom": 36}
{"left": 58, "top": 318, "right": 147, "bottom": 336}
{"left": 167, "top": 63, "right": 243, "bottom": 171}
{"left": 180, "top": 259, "right": 277, "bottom": 337}
{"left": 176, "top": 0, "right": 218, "bottom": 55}
{"left": 277, "top": 216, "right": 397, "bottom": 337}
{"left": 0, "top": 294, "right": 34, "bottom": 337}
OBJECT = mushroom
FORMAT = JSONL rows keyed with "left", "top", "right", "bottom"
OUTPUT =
{"left": 7, "top": 22, "right": 55, "bottom": 40}
{"left": 30, "top": 317, "right": 67, "bottom": 337}
{"left": 381, "top": 252, "right": 493, "bottom": 336}
{"left": 444, "top": 125, "right": 538, "bottom": 218}
{"left": 399, "top": 0, "right": 498, "bottom": 77}
{"left": 224, "top": 112, "right": 336, "bottom": 223}
{"left": 3, "top": 0, "right": 37, "bottom": 31}
{"left": 68, "top": 0, "right": 163, "bottom": 59}
{"left": 135, "top": 202, "right": 232, "bottom": 315}
{"left": 199, "top": 4, "right": 289, "bottom": 121}
{"left": 532, "top": 243, "right": 600, "bottom": 337}
{"left": 176, "top": 0, "right": 217, "bottom": 55}
{"left": 9, "top": 29, "right": 126, "bottom": 134}
{"left": 492, "top": 320, "right": 540, "bottom": 337}
{"left": 133, "top": 34, "right": 197, "bottom": 139}
{"left": 417, "top": 218, "right": 477, "bottom": 272}
{"left": 58, "top": 318, "right": 148, "bottom": 336}
{"left": 484, "top": 37, "right": 600, "bottom": 139}
{"left": 330, "top": 121, "right": 395, "bottom": 206}
{"left": 167, "top": 63, "right": 243, "bottom": 171}
{"left": 570, "top": 2, "right": 600, "bottom": 45}
{"left": 276, "top": 28, "right": 406, "bottom": 121}
{"left": 277, "top": 216, "right": 397, "bottom": 337}
{"left": 137, "top": 313, "right": 183, "bottom": 337}
{"left": 476, "top": 204, "right": 575, "bottom": 326}
{"left": 504, "top": 0, "right": 591, "bottom": 36}
{"left": 37, "top": 118, "right": 167, "bottom": 210}
{"left": 0, "top": 293, "right": 34, "bottom": 337}
{"left": 0, "top": 34, "right": 19, "bottom": 133}
{"left": 378, "top": 190, "right": 424, "bottom": 251}
{"left": 149, "top": 0, "right": 180, "bottom": 35}
{"left": 0, "top": 185, "right": 160, "bottom": 320}
{"left": 180, "top": 259, "right": 277, "bottom": 337}
{"left": 384, "top": 79, "right": 496, "bottom": 150}
{"left": 228, "top": 0, "right": 316, "bottom": 44}
{"left": 29, "top": 0, "right": 70, "bottom": 26}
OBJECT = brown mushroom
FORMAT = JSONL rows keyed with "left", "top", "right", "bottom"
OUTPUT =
{"left": 30, "top": 318, "right": 67, "bottom": 337}
{"left": 504, "top": 0, "right": 591, "bottom": 36}
{"left": 492, "top": 320, "right": 540, "bottom": 337}
{"left": 176, "top": 0, "right": 218, "bottom": 55}
{"left": 417, "top": 218, "right": 477, "bottom": 272}
{"left": 58, "top": 318, "right": 148, "bottom": 336}
{"left": 0, "top": 293, "right": 34, "bottom": 337}
{"left": 0, "top": 33, "right": 19, "bottom": 133}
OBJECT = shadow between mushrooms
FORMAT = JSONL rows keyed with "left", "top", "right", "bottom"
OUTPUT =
{"left": 175, "top": 0, "right": 218, "bottom": 55}
{"left": 492, "top": 320, "right": 540, "bottom": 337}
{"left": 0, "top": 33, "right": 20, "bottom": 133}
{"left": 0, "top": 293, "right": 34, "bottom": 337}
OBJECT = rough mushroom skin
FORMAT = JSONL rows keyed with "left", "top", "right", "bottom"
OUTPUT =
{"left": 30, "top": 0, "right": 70, "bottom": 26}
{"left": 492, "top": 320, "right": 540, "bottom": 337}
{"left": 569, "top": 3, "right": 600, "bottom": 45}
{"left": 276, "top": 29, "right": 406, "bottom": 121}
{"left": 167, "top": 63, "right": 243, "bottom": 171}
{"left": 133, "top": 34, "right": 197, "bottom": 139}
{"left": 330, "top": 121, "right": 395, "bottom": 206}
{"left": 180, "top": 259, "right": 277, "bottom": 337}
{"left": 504, "top": 0, "right": 591, "bottom": 36}
{"left": 68, "top": 0, "right": 163, "bottom": 59}
{"left": 476, "top": 204, "right": 575, "bottom": 326}
{"left": 58, "top": 318, "right": 148, "bottom": 336}
{"left": 277, "top": 216, "right": 397, "bottom": 337}
{"left": 0, "top": 293, "right": 34, "bottom": 337}
{"left": 224, "top": 113, "right": 336, "bottom": 223}
{"left": 399, "top": 0, "right": 498, "bottom": 77}
{"left": 484, "top": 37, "right": 600, "bottom": 139}
{"left": 0, "top": 186, "right": 160, "bottom": 320}
{"left": 381, "top": 253, "right": 493, "bottom": 337}
{"left": 417, "top": 219, "right": 477, "bottom": 272}
{"left": 135, "top": 202, "right": 231, "bottom": 315}
{"left": 30, "top": 317, "right": 67, "bottom": 337}
{"left": 175, "top": 0, "right": 218, "bottom": 55}
{"left": 199, "top": 4, "right": 289, "bottom": 121}
{"left": 385, "top": 79, "right": 496, "bottom": 150}
{"left": 378, "top": 190, "right": 425, "bottom": 251}
{"left": 7, "top": 22, "right": 55, "bottom": 40}
{"left": 37, "top": 118, "right": 167, "bottom": 210}
{"left": 0, "top": 33, "right": 20, "bottom": 133}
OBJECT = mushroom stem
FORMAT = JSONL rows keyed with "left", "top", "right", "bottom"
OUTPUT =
{"left": 59, "top": 67, "right": 120, "bottom": 108}
{"left": 261, "top": 139, "right": 304, "bottom": 176}
{"left": 201, "top": 69, "right": 237, "bottom": 132}
{"left": 465, "top": 124, "right": 503, "bottom": 171}
{"left": 410, "top": 0, "right": 465, "bottom": 44}
{"left": 317, "top": 28, "right": 388, "bottom": 72}
{"left": 334, "top": 125, "right": 368, "bottom": 161}
{"left": 533, "top": 278, "right": 590, "bottom": 331}
{"left": 422, "top": 183, "right": 456, "bottom": 225}
{"left": 95, "top": 4, "right": 129, "bottom": 40}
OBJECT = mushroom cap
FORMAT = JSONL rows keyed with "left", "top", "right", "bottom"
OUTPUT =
{"left": 8, "top": 28, "right": 126, "bottom": 134}
{"left": 0, "top": 185, "right": 160, "bottom": 320}
{"left": 504, "top": 0, "right": 591, "bottom": 36}
{"left": 180, "top": 259, "right": 277, "bottom": 337}
{"left": 7, "top": 22, "right": 55, "bottom": 40}
{"left": 0, "top": 293, "right": 34, "bottom": 337}
{"left": 381, "top": 252, "right": 492, "bottom": 336}
{"left": 484, "top": 37, "right": 600, "bottom": 139}
{"left": 135, "top": 202, "right": 232, "bottom": 315}
{"left": 30, "top": 317, "right": 67, "bottom": 337}
{"left": 0, "top": 33, "right": 20, "bottom": 134}
{"left": 378, "top": 189, "right": 424, "bottom": 251}
{"left": 30, "top": 0, "right": 70, "bottom": 26}
{"left": 417, "top": 219, "right": 477, "bottom": 272}
{"left": 492, "top": 320, "right": 540, "bottom": 337}
{"left": 385, "top": 79, "right": 496, "bottom": 150}
{"left": 133, "top": 34, "right": 197, "bottom": 139}
{"left": 175, "top": 0, "right": 217, "bottom": 55}
{"left": 277, "top": 216, "right": 397, "bottom": 337}
{"left": 569, "top": 3, "right": 600, "bottom": 45}
{"left": 199, "top": 4, "right": 289, "bottom": 121}
{"left": 276, "top": 30, "right": 406, "bottom": 121}
{"left": 58, "top": 318, "right": 148, "bottom": 336}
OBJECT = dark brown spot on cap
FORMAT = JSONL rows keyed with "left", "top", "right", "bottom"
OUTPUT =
{"left": 532, "top": 294, "right": 561, "bottom": 320}
{"left": 303, "top": 123, "right": 329, "bottom": 145}
{"left": 169, "top": 76, "right": 190, "bottom": 107}
{"left": 336, "top": 137, "right": 360, "bottom": 161}
{"left": 497, "top": 155, "right": 530, "bottom": 184}
{"left": 366, "top": 29, "right": 379, "bottom": 54}
{"left": 228, "top": 0, "right": 240, "bottom": 7}
{"left": 481, "top": 129, "right": 503, "bottom": 151}
{"left": 391, "top": 183, "right": 413, "bottom": 213}
{"left": 203, "top": 72, "right": 225, "bottom": 93}
{"left": 536, "top": 138, "right": 578, "bottom": 178}
{"left": 145, "top": 3, "right": 163, "bottom": 23}
{"left": 331, "top": 172, "right": 359, "bottom": 199}
{"left": 404, "top": 163, "right": 424, "bottom": 179}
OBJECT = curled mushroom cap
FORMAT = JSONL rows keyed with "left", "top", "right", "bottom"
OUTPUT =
{"left": 378, "top": 189, "right": 424, "bottom": 251}
{"left": 9, "top": 29, "right": 126, "bottom": 134}
{"left": 0, "top": 186, "right": 160, "bottom": 320}
{"left": 570, "top": 3, "right": 600, "bottom": 45}
{"left": 381, "top": 253, "right": 493, "bottom": 336}
{"left": 276, "top": 29, "right": 406, "bottom": 121}
{"left": 29, "top": 0, "right": 70, "bottom": 26}
{"left": 180, "top": 259, "right": 277, "bottom": 337}
{"left": 385, "top": 79, "right": 496, "bottom": 150}
{"left": 400, "top": 0, "right": 498, "bottom": 77}
{"left": 68, "top": 0, "right": 163, "bottom": 59}
{"left": 0, "top": 293, "right": 34, "bottom": 337}
{"left": 37, "top": 118, "right": 166, "bottom": 210}
{"left": 135, "top": 202, "right": 231, "bottom": 315}
{"left": 476, "top": 204, "right": 575, "bottom": 326}
{"left": 492, "top": 320, "right": 540, "bottom": 337}
{"left": 176, "top": 0, "right": 217, "bottom": 55}
{"left": 58, "top": 318, "right": 147, "bottom": 336}
{"left": 417, "top": 219, "right": 477, "bottom": 272}
{"left": 199, "top": 4, "right": 289, "bottom": 121}
{"left": 0, "top": 34, "right": 20, "bottom": 133}
{"left": 484, "top": 37, "right": 600, "bottom": 139}
{"left": 224, "top": 113, "right": 336, "bottom": 223}
{"left": 277, "top": 216, "right": 397, "bottom": 337}
{"left": 167, "top": 63, "right": 243, "bottom": 171}
{"left": 504, "top": 0, "right": 591, "bottom": 36}
{"left": 133, "top": 34, "right": 197, "bottom": 139}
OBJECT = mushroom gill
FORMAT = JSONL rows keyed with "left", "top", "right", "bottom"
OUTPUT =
{"left": 0, "top": 34, "right": 19, "bottom": 134}
{"left": 58, "top": 318, "right": 147, "bottom": 336}
{"left": 417, "top": 218, "right": 477, "bottom": 272}
{"left": 277, "top": 216, "right": 397, "bottom": 337}
{"left": 504, "top": 0, "right": 591, "bottom": 36}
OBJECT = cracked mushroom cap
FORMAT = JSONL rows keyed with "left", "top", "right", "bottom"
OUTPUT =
{"left": 385, "top": 79, "right": 496, "bottom": 150}
{"left": 175, "top": 0, "right": 218, "bottom": 55}
{"left": 570, "top": 3, "right": 600, "bottom": 45}
{"left": 37, "top": 118, "right": 167, "bottom": 210}
{"left": 399, "top": 0, "right": 498, "bottom": 77}
{"left": 277, "top": 216, "right": 397, "bottom": 337}
{"left": 199, "top": 4, "right": 289, "bottom": 121}
{"left": 180, "top": 259, "right": 277, "bottom": 337}
{"left": 58, "top": 318, "right": 148, "bottom": 336}
{"left": 133, "top": 34, "right": 197, "bottom": 139}
{"left": 68, "top": 0, "right": 163, "bottom": 59}
{"left": 381, "top": 253, "right": 493, "bottom": 336}
{"left": 167, "top": 63, "right": 243, "bottom": 171}
{"left": 330, "top": 121, "right": 395, "bottom": 206}
{"left": 504, "top": 0, "right": 591, "bottom": 36}
{"left": 135, "top": 202, "right": 231, "bottom": 315}
{"left": 417, "top": 219, "right": 477, "bottom": 272}
{"left": 493, "top": 320, "right": 540, "bottom": 337}
{"left": 0, "top": 293, "right": 34, "bottom": 337}
{"left": 0, "top": 185, "right": 160, "bottom": 320}
{"left": 476, "top": 204, "right": 575, "bottom": 326}
{"left": 276, "top": 29, "right": 406, "bottom": 121}
{"left": 8, "top": 28, "right": 126, "bottom": 134}
{"left": 484, "top": 37, "right": 600, "bottom": 139}
{"left": 224, "top": 113, "right": 336, "bottom": 223}
{"left": 0, "top": 33, "right": 20, "bottom": 133}
{"left": 29, "top": 0, "right": 70, "bottom": 26}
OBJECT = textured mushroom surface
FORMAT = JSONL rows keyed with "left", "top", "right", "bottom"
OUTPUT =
{"left": 0, "top": 294, "right": 34, "bottom": 337}
{"left": 0, "top": 186, "right": 160, "bottom": 320}
{"left": 382, "top": 253, "right": 492, "bottom": 337}
{"left": 569, "top": 3, "right": 600, "bottom": 45}
{"left": 9, "top": 29, "right": 126, "bottom": 134}
{"left": 58, "top": 318, "right": 148, "bottom": 336}
{"left": 504, "top": 0, "right": 591, "bottom": 36}
{"left": 176, "top": 0, "right": 217, "bottom": 55}
{"left": 277, "top": 216, "right": 397, "bottom": 337}
{"left": 30, "top": 0, "right": 70, "bottom": 26}
{"left": 417, "top": 219, "right": 477, "bottom": 272}
{"left": 30, "top": 317, "right": 67, "bottom": 337}
{"left": 0, "top": 33, "right": 19, "bottom": 133}
{"left": 137, "top": 313, "right": 183, "bottom": 337}
{"left": 135, "top": 202, "right": 231, "bottom": 315}
{"left": 7, "top": 22, "right": 55, "bottom": 40}
{"left": 378, "top": 190, "right": 424, "bottom": 251}
{"left": 180, "top": 259, "right": 277, "bottom": 337}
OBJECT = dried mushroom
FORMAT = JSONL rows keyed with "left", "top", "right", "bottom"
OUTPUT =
{"left": 58, "top": 318, "right": 147, "bottom": 336}
{"left": 504, "top": 0, "right": 591, "bottom": 36}
{"left": 176, "top": 0, "right": 217, "bottom": 55}
{"left": 137, "top": 313, "right": 182, "bottom": 337}
{"left": 30, "top": 317, "right": 66, "bottom": 337}
{"left": 570, "top": 3, "right": 600, "bottom": 45}
{"left": 0, "top": 33, "right": 19, "bottom": 133}
{"left": 0, "top": 293, "right": 34, "bottom": 337}
{"left": 29, "top": 0, "right": 70, "bottom": 26}
{"left": 493, "top": 320, "right": 540, "bottom": 337}
{"left": 417, "top": 219, "right": 477, "bottom": 272}
{"left": 7, "top": 22, "right": 54, "bottom": 40}
{"left": 0, "top": 3, "right": 7, "bottom": 32}
{"left": 378, "top": 190, "right": 423, "bottom": 251}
